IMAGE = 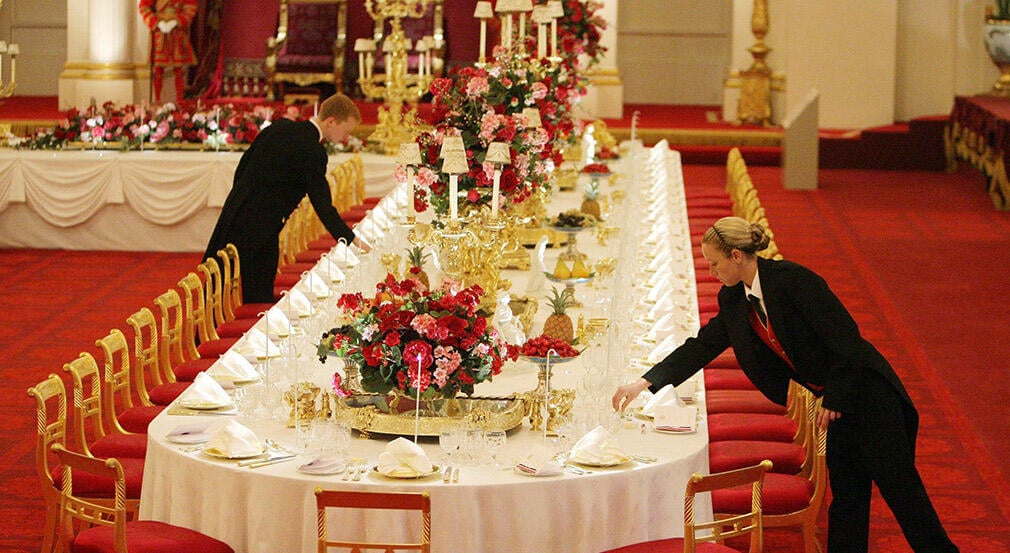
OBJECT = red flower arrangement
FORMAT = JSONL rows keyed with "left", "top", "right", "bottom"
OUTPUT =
{"left": 317, "top": 274, "right": 519, "bottom": 399}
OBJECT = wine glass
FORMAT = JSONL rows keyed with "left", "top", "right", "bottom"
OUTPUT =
{"left": 484, "top": 430, "right": 507, "bottom": 468}
{"left": 439, "top": 427, "right": 461, "bottom": 464}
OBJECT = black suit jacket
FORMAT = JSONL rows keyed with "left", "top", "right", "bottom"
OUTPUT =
{"left": 643, "top": 256, "right": 911, "bottom": 414}
{"left": 203, "top": 119, "right": 355, "bottom": 300}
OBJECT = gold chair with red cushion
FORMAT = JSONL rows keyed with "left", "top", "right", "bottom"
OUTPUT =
{"left": 314, "top": 489, "right": 431, "bottom": 553}
{"left": 198, "top": 259, "right": 257, "bottom": 339}
{"left": 126, "top": 307, "right": 189, "bottom": 406}
{"left": 178, "top": 272, "right": 239, "bottom": 358}
{"left": 95, "top": 331, "right": 164, "bottom": 434}
{"left": 265, "top": 0, "right": 349, "bottom": 101}
{"left": 217, "top": 243, "right": 274, "bottom": 320}
{"left": 63, "top": 352, "right": 147, "bottom": 460}
{"left": 51, "top": 444, "right": 234, "bottom": 553}
{"left": 600, "top": 461, "right": 771, "bottom": 553}
{"left": 154, "top": 289, "right": 216, "bottom": 382}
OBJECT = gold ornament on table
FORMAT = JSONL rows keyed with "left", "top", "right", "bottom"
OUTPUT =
{"left": 284, "top": 381, "right": 321, "bottom": 428}
{"left": 357, "top": 0, "right": 437, "bottom": 155}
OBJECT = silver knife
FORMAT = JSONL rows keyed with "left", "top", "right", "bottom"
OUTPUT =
{"left": 246, "top": 455, "right": 296, "bottom": 469}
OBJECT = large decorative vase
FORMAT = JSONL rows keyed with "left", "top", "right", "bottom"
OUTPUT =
{"left": 985, "top": 18, "right": 1010, "bottom": 96}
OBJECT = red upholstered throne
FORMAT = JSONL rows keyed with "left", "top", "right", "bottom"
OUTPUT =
{"left": 265, "top": 0, "right": 348, "bottom": 101}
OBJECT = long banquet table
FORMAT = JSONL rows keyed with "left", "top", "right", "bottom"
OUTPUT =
{"left": 0, "top": 149, "right": 397, "bottom": 251}
{"left": 139, "top": 142, "right": 711, "bottom": 552}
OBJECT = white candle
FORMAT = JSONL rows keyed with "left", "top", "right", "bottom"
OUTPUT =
{"left": 413, "top": 355, "right": 423, "bottom": 443}
{"left": 551, "top": 19, "right": 558, "bottom": 58}
{"left": 491, "top": 168, "right": 501, "bottom": 218}
{"left": 358, "top": 52, "right": 365, "bottom": 78}
{"left": 519, "top": 13, "right": 526, "bottom": 40}
{"left": 365, "top": 52, "right": 373, "bottom": 80}
{"left": 407, "top": 167, "right": 417, "bottom": 217}
{"left": 449, "top": 174, "right": 459, "bottom": 221}
{"left": 537, "top": 21, "right": 547, "bottom": 59}
{"left": 501, "top": 16, "right": 510, "bottom": 49}
{"left": 479, "top": 20, "right": 487, "bottom": 63}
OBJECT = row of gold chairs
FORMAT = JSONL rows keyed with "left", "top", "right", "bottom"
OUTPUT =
{"left": 279, "top": 155, "right": 365, "bottom": 268}
{"left": 726, "top": 147, "right": 782, "bottom": 261}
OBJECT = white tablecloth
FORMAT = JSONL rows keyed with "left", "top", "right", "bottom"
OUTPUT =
{"left": 0, "top": 150, "right": 396, "bottom": 251}
{"left": 140, "top": 142, "right": 709, "bottom": 552}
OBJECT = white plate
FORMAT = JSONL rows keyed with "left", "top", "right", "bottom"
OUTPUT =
{"left": 179, "top": 399, "right": 233, "bottom": 410}
{"left": 297, "top": 459, "right": 349, "bottom": 475}
{"left": 371, "top": 465, "right": 441, "bottom": 479}
{"left": 567, "top": 457, "right": 632, "bottom": 468}
{"left": 202, "top": 445, "right": 267, "bottom": 460}
{"left": 166, "top": 432, "right": 210, "bottom": 444}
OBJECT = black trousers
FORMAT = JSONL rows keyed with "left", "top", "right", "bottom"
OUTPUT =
{"left": 826, "top": 370, "right": 958, "bottom": 553}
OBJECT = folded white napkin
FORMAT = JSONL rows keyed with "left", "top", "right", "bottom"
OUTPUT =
{"left": 355, "top": 219, "right": 378, "bottom": 241}
{"left": 569, "top": 426, "right": 631, "bottom": 466}
{"left": 178, "top": 372, "right": 232, "bottom": 408}
{"left": 371, "top": 207, "right": 392, "bottom": 230}
{"left": 377, "top": 437, "right": 433, "bottom": 477}
{"left": 203, "top": 420, "right": 263, "bottom": 458}
{"left": 207, "top": 349, "right": 260, "bottom": 384}
{"left": 647, "top": 296, "right": 675, "bottom": 321}
{"left": 279, "top": 288, "right": 313, "bottom": 318}
{"left": 295, "top": 270, "right": 331, "bottom": 300}
{"left": 647, "top": 334, "right": 681, "bottom": 364}
{"left": 655, "top": 405, "right": 698, "bottom": 432}
{"left": 515, "top": 444, "right": 563, "bottom": 476}
{"left": 297, "top": 454, "right": 349, "bottom": 475}
{"left": 640, "top": 384, "right": 679, "bottom": 417}
{"left": 677, "top": 380, "right": 698, "bottom": 402}
{"left": 166, "top": 422, "right": 211, "bottom": 444}
{"left": 314, "top": 258, "right": 346, "bottom": 283}
{"left": 253, "top": 305, "right": 293, "bottom": 338}
{"left": 233, "top": 328, "right": 281, "bottom": 360}
{"left": 648, "top": 312, "right": 677, "bottom": 338}
{"left": 331, "top": 242, "right": 359, "bottom": 267}
{"left": 156, "top": 19, "right": 178, "bottom": 34}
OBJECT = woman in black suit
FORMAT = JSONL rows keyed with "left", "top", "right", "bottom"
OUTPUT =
{"left": 203, "top": 93, "right": 370, "bottom": 303}
{"left": 612, "top": 217, "right": 958, "bottom": 553}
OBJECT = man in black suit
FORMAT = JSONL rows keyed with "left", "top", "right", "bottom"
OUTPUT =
{"left": 612, "top": 217, "right": 958, "bottom": 553}
{"left": 203, "top": 93, "right": 370, "bottom": 303}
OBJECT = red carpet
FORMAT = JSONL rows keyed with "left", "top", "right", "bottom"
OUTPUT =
{"left": 683, "top": 162, "right": 1010, "bottom": 551}
{"left": 3, "top": 164, "right": 1009, "bottom": 551}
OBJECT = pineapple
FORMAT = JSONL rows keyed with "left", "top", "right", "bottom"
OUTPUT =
{"left": 542, "top": 286, "right": 575, "bottom": 344}
{"left": 405, "top": 246, "right": 431, "bottom": 288}
{"left": 580, "top": 180, "right": 602, "bottom": 219}
{"left": 552, "top": 258, "right": 572, "bottom": 280}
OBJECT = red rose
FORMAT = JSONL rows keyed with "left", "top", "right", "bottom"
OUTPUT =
{"left": 437, "top": 315, "right": 469, "bottom": 338}
{"left": 362, "top": 343, "right": 384, "bottom": 367}
{"left": 403, "top": 340, "right": 434, "bottom": 370}
{"left": 383, "top": 332, "right": 401, "bottom": 347}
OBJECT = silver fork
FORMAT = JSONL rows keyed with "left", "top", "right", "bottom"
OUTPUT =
{"left": 352, "top": 464, "right": 365, "bottom": 481}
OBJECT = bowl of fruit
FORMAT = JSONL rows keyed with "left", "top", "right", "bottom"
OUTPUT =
{"left": 581, "top": 162, "right": 612, "bottom": 177}
{"left": 548, "top": 209, "right": 598, "bottom": 232}
{"left": 519, "top": 334, "right": 581, "bottom": 365}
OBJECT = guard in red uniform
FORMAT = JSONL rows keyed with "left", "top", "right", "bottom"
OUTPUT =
{"left": 138, "top": 0, "right": 197, "bottom": 102}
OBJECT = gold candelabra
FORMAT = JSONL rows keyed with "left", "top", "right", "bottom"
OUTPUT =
{"left": 0, "top": 39, "right": 20, "bottom": 99}
{"left": 357, "top": 0, "right": 435, "bottom": 155}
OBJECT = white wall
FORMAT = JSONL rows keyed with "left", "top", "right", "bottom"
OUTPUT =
{"left": 0, "top": 0, "right": 66, "bottom": 96}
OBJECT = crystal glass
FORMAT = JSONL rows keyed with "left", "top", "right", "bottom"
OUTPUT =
{"left": 461, "top": 429, "right": 486, "bottom": 465}
{"left": 484, "top": 430, "right": 507, "bottom": 468}
{"left": 439, "top": 427, "right": 461, "bottom": 464}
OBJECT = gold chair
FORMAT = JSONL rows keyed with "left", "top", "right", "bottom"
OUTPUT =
{"left": 49, "top": 444, "right": 235, "bottom": 553}
{"left": 178, "top": 272, "right": 239, "bottom": 359}
{"left": 265, "top": 0, "right": 349, "bottom": 101}
{"left": 601, "top": 461, "right": 771, "bottom": 553}
{"left": 63, "top": 352, "right": 147, "bottom": 459}
{"left": 199, "top": 258, "right": 257, "bottom": 338}
{"left": 314, "top": 488, "right": 431, "bottom": 553}
{"left": 95, "top": 330, "right": 164, "bottom": 434}
{"left": 217, "top": 243, "right": 275, "bottom": 320}
{"left": 126, "top": 307, "right": 188, "bottom": 405}
{"left": 154, "top": 288, "right": 215, "bottom": 382}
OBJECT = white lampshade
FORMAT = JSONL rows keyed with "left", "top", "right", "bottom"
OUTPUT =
{"left": 7, "top": 43, "right": 19, "bottom": 55}
{"left": 515, "top": 0, "right": 533, "bottom": 12}
{"left": 522, "top": 107, "right": 542, "bottom": 128}
{"left": 397, "top": 142, "right": 423, "bottom": 166}
{"left": 547, "top": 0, "right": 564, "bottom": 18}
{"left": 485, "top": 142, "right": 511, "bottom": 164}
{"left": 495, "top": 0, "right": 519, "bottom": 13}
{"left": 441, "top": 151, "right": 469, "bottom": 174}
{"left": 416, "top": 40, "right": 428, "bottom": 52}
{"left": 439, "top": 135, "right": 465, "bottom": 158}
{"left": 382, "top": 40, "right": 394, "bottom": 52}
{"left": 354, "top": 38, "right": 377, "bottom": 52}
{"left": 474, "top": 1, "right": 494, "bottom": 18}
{"left": 532, "top": 5, "right": 552, "bottom": 23}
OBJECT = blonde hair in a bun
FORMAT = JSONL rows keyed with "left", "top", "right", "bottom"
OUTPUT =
{"left": 702, "top": 216, "right": 770, "bottom": 256}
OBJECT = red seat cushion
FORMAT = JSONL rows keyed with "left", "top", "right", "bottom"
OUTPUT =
{"left": 234, "top": 302, "right": 275, "bottom": 319}
{"left": 603, "top": 537, "right": 739, "bottom": 552}
{"left": 216, "top": 318, "right": 257, "bottom": 338}
{"left": 708, "top": 412, "right": 798, "bottom": 442}
{"left": 706, "top": 350, "right": 741, "bottom": 369}
{"left": 294, "top": 250, "right": 324, "bottom": 263}
{"left": 685, "top": 189, "right": 730, "bottom": 200}
{"left": 698, "top": 298, "right": 719, "bottom": 314}
{"left": 713, "top": 472, "right": 814, "bottom": 515}
{"left": 54, "top": 457, "right": 145, "bottom": 499}
{"left": 196, "top": 337, "right": 238, "bottom": 358}
{"left": 172, "top": 358, "right": 216, "bottom": 382}
{"left": 703, "top": 368, "right": 756, "bottom": 391}
{"left": 705, "top": 390, "right": 787, "bottom": 415}
{"left": 149, "top": 382, "right": 190, "bottom": 405}
{"left": 274, "top": 272, "right": 303, "bottom": 288}
{"left": 687, "top": 207, "right": 733, "bottom": 219}
{"left": 695, "top": 282, "right": 723, "bottom": 299}
{"left": 88, "top": 434, "right": 148, "bottom": 459}
{"left": 687, "top": 197, "right": 734, "bottom": 209}
{"left": 72, "top": 520, "right": 235, "bottom": 553}
{"left": 278, "top": 261, "right": 316, "bottom": 275}
{"left": 708, "top": 440, "right": 806, "bottom": 474}
{"left": 117, "top": 406, "right": 163, "bottom": 434}
{"left": 307, "top": 237, "right": 338, "bottom": 250}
